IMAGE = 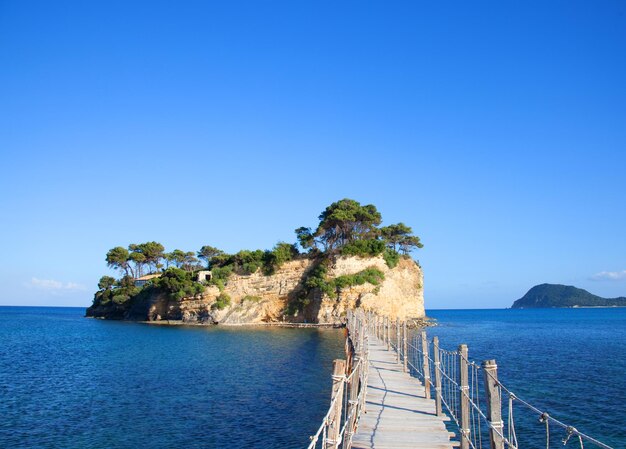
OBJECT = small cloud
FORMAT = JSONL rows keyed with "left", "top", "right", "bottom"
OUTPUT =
{"left": 30, "top": 277, "right": 87, "bottom": 291}
{"left": 590, "top": 270, "right": 626, "bottom": 281}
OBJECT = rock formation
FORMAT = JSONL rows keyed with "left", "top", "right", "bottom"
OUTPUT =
{"left": 88, "top": 255, "right": 424, "bottom": 325}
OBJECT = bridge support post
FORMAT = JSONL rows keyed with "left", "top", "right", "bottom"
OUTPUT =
{"left": 396, "top": 318, "right": 400, "bottom": 363}
{"left": 433, "top": 336, "right": 443, "bottom": 416}
{"left": 459, "top": 344, "right": 470, "bottom": 449}
{"left": 482, "top": 359, "right": 504, "bottom": 449}
{"left": 403, "top": 321, "right": 408, "bottom": 373}
{"left": 386, "top": 317, "right": 390, "bottom": 350}
{"left": 421, "top": 331, "right": 431, "bottom": 399}
{"left": 327, "top": 359, "right": 347, "bottom": 449}
{"left": 342, "top": 354, "right": 361, "bottom": 449}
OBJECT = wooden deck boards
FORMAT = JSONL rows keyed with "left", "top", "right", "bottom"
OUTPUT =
{"left": 351, "top": 338, "right": 457, "bottom": 449}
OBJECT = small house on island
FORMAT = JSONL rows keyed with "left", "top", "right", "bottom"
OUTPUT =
{"left": 134, "top": 274, "right": 161, "bottom": 287}
{"left": 196, "top": 270, "right": 212, "bottom": 282}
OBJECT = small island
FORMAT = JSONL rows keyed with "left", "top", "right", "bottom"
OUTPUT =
{"left": 87, "top": 199, "right": 426, "bottom": 325}
{"left": 512, "top": 283, "right": 626, "bottom": 308}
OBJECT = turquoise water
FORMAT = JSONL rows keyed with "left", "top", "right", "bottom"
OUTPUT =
{"left": 425, "top": 308, "right": 626, "bottom": 448}
{"left": 1, "top": 307, "right": 624, "bottom": 448}
{"left": 0, "top": 307, "right": 344, "bottom": 448}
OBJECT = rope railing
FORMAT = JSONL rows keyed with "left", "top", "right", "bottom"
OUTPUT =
{"left": 307, "top": 312, "right": 614, "bottom": 449}
{"left": 306, "top": 310, "right": 370, "bottom": 449}
{"left": 374, "top": 314, "right": 615, "bottom": 449}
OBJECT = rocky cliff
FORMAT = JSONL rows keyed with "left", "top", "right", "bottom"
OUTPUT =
{"left": 89, "top": 255, "right": 424, "bottom": 325}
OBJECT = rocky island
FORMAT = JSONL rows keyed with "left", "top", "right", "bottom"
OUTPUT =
{"left": 512, "top": 283, "right": 626, "bottom": 308}
{"left": 87, "top": 199, "right": 425, "bottom": 325}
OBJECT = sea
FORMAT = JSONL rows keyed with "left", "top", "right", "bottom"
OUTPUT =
{"left": 0, "top": 306, "right": 624, "bottom": 448}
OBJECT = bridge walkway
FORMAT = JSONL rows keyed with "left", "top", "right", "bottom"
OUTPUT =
{"left": 351, "top": 337, "right": 457, "bottom": 449}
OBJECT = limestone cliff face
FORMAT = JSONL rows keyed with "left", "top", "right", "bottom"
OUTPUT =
{"left": 135, "top": 255, "right": 424, "bottom": 325}
{"left": 315, "top": 256, "right": 424, "bottom": 323}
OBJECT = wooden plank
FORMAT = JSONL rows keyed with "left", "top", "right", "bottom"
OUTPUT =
{"left": 352, "top": 337, "right": 455, "bottom": 449}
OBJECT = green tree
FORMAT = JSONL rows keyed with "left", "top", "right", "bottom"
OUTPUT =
{"left": 97, "top": 275, "right": 116, "bottom": 290}
{"left": 380, "top": 223, "right": 423, "bottom": 255}
{"left": 295, "top": 227, "right": 315, "bottom": 251}
{"left": 128, "top": 251, "right": 146, "bottom": 277}
{"left": 380, "top": 223, "right": 413, "bottom": 252}
{"left": 398, "top": 235, "right": 423, "bottom": 255}
{"left": 197, "top": 245, "right": 223, "bottom": 268}
{"left": 106, "top": 246, "right": 132, "bottom": 277}
{"left": 129, "top": 242, "right": 165, "bottom": 274}
{"left": 168, "top": 249, "right": 186, "bottom": 268}
{"left": 314, "top": 199, "right": 382, "bottom": 251}
{"left": 182, "top": 251, "right": 200, "bottom": 272}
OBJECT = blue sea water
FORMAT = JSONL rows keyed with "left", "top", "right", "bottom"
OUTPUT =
{"left": 425, "top": 308, "right": 626, "bottom": 448}
{"left": 0, "top": 307, "right": 344, "bottom": 449}
{"left": 0, "top": 307, "right": 624, "bottom": 448}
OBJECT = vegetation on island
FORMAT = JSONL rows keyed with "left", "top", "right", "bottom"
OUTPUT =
{"left": 512, "top": 284, "right": 626, "bottom": 308}
{"left": 88, "top": 198, "right": 423, "bottom": 317}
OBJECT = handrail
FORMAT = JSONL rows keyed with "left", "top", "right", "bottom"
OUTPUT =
{"left": 306, "top": 310, "right": 370, "bottom": 449}
{"left": 307, "top": 311, "right": 614, "bottom": 449}
{"left": 387, "top": 316, "right": 614, "bottom": 449}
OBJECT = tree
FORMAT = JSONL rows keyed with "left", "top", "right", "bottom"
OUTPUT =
{"left": 380, "top": 223, "right": 413, "bottom": 252}
{"left": 97, "top": 275, "right": 116, "bottom": 290}
{"left": 106, "top": 247, "right": 132, "bottom": 277}
{"left": 380, "top": 223, "right": 423, "bottom": 255}
{"left": 398, "top": 235, "right": 423, "bottom": 255}
{"left": 314, "top": 199, "right": 382, "bottom": 251}
{"left": 168, "top": 249, "right": 186, "bottom": 268}
{"left": 197, "top": 245, "right": 223, "bottom": 268}
{"left": 295, "top": 227, "right": 315, "bottom": 252}
{"left": 129, "top": 251, "right": 146, "bottom": 277}
{"left": 129, "top": 242, "right": 165, "bottom": 274}
{"left": 182, "top": 251, "right": 200, "bottom": 272}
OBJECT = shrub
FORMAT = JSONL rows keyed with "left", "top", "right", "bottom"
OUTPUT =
{"left": 153, "top": 267, "right": 205, "bottom": 300}
{"left": 341, "top": 239, "right": 386, "bottom": 257}
{"left": 212, "top": 292, "right": 231, "bottom": 310}
{"left": 383, "top": 248, "right": 400, "bottom": 268}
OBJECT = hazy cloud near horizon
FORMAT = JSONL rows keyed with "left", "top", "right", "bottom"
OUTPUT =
{"left": 28, "top": 278, "right": 87, "bottom": 291}
{"left": 590, "top": 270, "right": 626, "bottom": 281}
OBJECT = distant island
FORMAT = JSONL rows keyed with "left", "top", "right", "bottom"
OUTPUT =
{"left": 86, "top": 198, "right": 426, "bottom": 325}
{"left": 512, "top": 283, "right": 626, "bottom": 308}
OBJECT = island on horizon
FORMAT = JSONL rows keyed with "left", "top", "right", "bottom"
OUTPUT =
{"left": 511, "top": 283, "right": 626, "bottom": 309}
{"left": 87, "top": 199, "right": 426, "bottom": 325}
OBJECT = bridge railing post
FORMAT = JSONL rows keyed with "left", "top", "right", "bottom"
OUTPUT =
{"left": 385, "top": 317, "right": 391, "bottom": 351}
{"left": 482, "top": 359, "right": 504, "bottom": 449}
{"left": 326, "top": 359, "right": 347, "bottom": 449}
{"left": 342, "top": 354, "right": 361, "bottom": 449}
{"left": 433, "top": 336, "right": 443, "bottom": 416}
{"left": 396, "top": 318, "right": 400, "bottom": 363}
{"left": 458, "top": 345, "right": 470, "bottom": 449}
{"left": 403, "top": 320, "right": 408, "bottom": 373}
{"left": 421, "top": 331, "right": 431, "bottom": 399}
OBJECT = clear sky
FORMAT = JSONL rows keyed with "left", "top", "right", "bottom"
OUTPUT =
{"left": 1, "top": 1, "right": 625, "bottom": 309}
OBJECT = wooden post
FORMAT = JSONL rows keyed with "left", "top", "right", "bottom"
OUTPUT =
{"left": 458, "top": 345, "right": 470, "bottom": 449}
{"left": 374, "top": 314, "right": 378, "bottom": 339}
{"left": 482, "top": 359, "right": 504, "bottom": 449}
{"left": 327, "top": 359, "right": 347, "bottom": 449}
{"left": 403, "top": 321, "right": 408, "bottom": 373}
{"left": 396, "top": 318, "right": 400, "bottom": 363}
{"left": 421, "top": 331, "right": 431, "bottom": 399}
{"left": 342, "top": 357, "right": 361, "bottom": 449}
{"left": 386, "top": 317, "right": 391, "bottom": 350}
{"left": 433, "top": 336, "right": 443, "bottom": 416}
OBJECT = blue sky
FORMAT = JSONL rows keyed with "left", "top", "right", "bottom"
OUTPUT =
{"left": 1, "top": 0, "right": 625, "bottom": 308}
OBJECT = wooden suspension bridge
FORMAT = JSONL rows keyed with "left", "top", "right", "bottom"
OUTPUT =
{"left": 306, "top": 310, "right": 614, "bottom": 449}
